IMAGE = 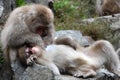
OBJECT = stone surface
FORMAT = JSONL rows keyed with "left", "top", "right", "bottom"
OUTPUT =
{"left": 0, "top": 0, "right": 16, "bottom": 23}
{"left": 82, "top": 14, "right": 120, "bottom": 49}
{"left": 55, "top": 30, "right": 90, "bottom": 47}
{"left": 0, "top": 1, "right": 4, "bottom": 17}
{"left": 19, "top": 64, "right": 54, "bottom": 80}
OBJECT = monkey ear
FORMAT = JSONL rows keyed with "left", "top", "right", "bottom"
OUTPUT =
{"left": 48, "top": 1, "right": 55, "bottom": 13}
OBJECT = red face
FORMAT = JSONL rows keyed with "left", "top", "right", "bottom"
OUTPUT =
{"left": 35, "top": 26, "right": 48, "bottom": 37}
{"left": 25, "top": 46, "right": 43, "bottom": 58}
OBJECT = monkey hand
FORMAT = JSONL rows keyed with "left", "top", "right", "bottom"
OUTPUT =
{"left": 27, "top": 55, "right": 37, "bottom": 66}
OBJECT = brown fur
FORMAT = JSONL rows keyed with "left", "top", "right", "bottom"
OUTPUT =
{"left": 55, "top": 36, "right": 79, "bottom": 50}
{"left": 96, "top": 0, "right": 120, "bottom": 16}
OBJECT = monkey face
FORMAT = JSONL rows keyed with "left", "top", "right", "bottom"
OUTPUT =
{"left": 26, "top": 46, "right": 43, "bottom": 65}
{"left": 18, "top": 45, "right": 43, "bottom": 66}
{"left": 25, "top": 4, "right": 54, "bottom": 34}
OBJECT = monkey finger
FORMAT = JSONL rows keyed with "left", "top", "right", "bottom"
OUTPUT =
{"left": 27, "top": 55, "right": 37, "bottom": 65}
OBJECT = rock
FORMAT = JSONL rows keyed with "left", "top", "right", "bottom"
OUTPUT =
{"left": 83, "top": 36, "right": 95, "bottom": 46}
{"left": 55, "top": 30, "right": 90, "bottom": 47}
{"left": 19, "top": 64, "right": 54, "bottom": 80}
{"left": 82, "top": 14, "right": 120, "bottom": 49}
{"left": 12, "top": 59, "right": 26, "bottom": 80}
{"left": 0, "top": 0, "right": 16, "bottom": 23}
{"left": 0, "top": 1, "right": 4, "bottom": 17}
{"left": 110, "top": 19, "right": 120, "bottom": 31}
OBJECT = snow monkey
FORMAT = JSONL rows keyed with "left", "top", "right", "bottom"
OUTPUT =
{"left": 0, "top": 4, "right": 54, "bottom": 79}
{"left": 19, "top": 38, "right": 120, "bottom": 78}
{"left": 96, "top": 0, "right": 120, "bottom": 16}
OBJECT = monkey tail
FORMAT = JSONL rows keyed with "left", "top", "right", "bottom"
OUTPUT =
{"left": 1, "top": 46, "right": 14, "bottom": 80}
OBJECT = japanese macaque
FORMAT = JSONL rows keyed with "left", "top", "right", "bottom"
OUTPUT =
{"left": 0, "top": 4, "right": 54, "bottom": 79}
{"left": 96, "top": 0, "right": 120, "bottom": 16}
{"left": 19, "top": 39, "right": 120, "bottom": 78}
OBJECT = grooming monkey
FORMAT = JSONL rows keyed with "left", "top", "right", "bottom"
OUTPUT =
{"left": 19, "top": 38, "right": 120, "bottom": 78}
{"left": 96, "top": 0, "right": 120, "bottom": 16}
{"left": 1, "top": 4, "right": 54, "bottom": 79}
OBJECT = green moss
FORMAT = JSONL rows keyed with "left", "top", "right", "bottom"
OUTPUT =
{"left": 16, "top": 0, "right": 25, "bottom": 7}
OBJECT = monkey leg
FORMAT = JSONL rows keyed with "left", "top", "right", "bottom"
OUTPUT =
{"left": 1, "top": 47, "right": 14, "bottom": 80}
{"left": 86, "top": 40, "right": 120, "bottom": 76}
{"left": 67, "top": 58, "right": 97, "bottom": 78}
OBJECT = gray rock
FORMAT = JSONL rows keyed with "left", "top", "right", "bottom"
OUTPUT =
{"left": 82, "top": 14, "right": 120, "bottom": 49}
{"left": 110, "top": 19, "right": 120, "bottom": 31}
{"left": 55, "top": 30, "right": 90, "bottom": 47}
{"left": 19, "top": 64, "right": 54, "bottom": 80}
{"left": 0, "top": 1, "right": 4, "bottom": 17}
{"left": 0, "top": 0, "right": 17, "bottom": 23}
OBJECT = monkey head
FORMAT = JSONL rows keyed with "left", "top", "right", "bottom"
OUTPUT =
{"left": 27, "top": 4, "right": 54, "bottom": 38}
{"left": 26, "top": 46, "right": 44, "bottom": 66}
{"left": 11, "top": 4, "right": 55, "bottom": 46}
{"left": 18, "top": 45, "right": 44, "bottom": 66}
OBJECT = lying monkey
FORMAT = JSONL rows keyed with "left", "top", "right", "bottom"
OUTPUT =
{"left": 18, "top": 40, "right": 120, "bottom": 78}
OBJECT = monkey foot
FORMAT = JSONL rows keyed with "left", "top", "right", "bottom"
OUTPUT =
{"left": 83, "top": 70, "right": 96, "bottom": 78}
{"left": 71, "top": 70, "right": 84, "bottom": 78}
{"left": 72, "top": 69, "right": 96, "bottom": 78}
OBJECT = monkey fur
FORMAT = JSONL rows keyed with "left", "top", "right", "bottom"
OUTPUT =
{"left": 1, "top": 4, "right": 54, "bottom": 79}
{"left": 19, "top": 39, "right": 120, "bottom": 78}
{"left": 96, "top": 0, "right": 120, "bottom": 16}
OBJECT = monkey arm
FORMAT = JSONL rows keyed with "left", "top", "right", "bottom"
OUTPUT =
{"left": 36, "top": 58, "right": 60, "bottom": 75}
{"left": 23, "top": 33, "right": 45, "bottom": 49}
